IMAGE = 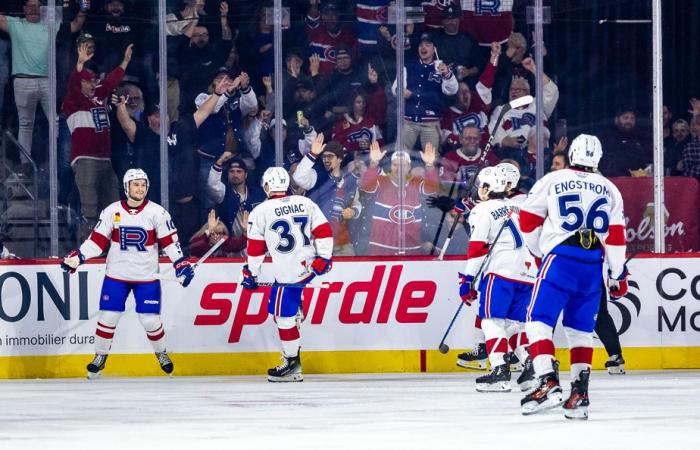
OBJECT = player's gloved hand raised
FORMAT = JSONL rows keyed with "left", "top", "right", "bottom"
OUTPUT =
{"left": 608, "top": 266, "right": 629, "bottom": 300}
{"left": 240, "top": 264, "right": 258, "bottom": 290}
{"left": 310, "top": 257, "right": 332, "bottom": 275}
{"left": 173, "top": 257, "right": 195, "bottom": 287}
{"left": 458, "top": 272, "right": 478, "bottom": 305}
{"left": 453, "top": 197, "right": 477, "bottom": 215}
{"left": 60, "top": 249, "right": 85, "bottom": 274}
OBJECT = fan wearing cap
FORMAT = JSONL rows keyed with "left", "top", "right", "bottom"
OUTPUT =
{"left": 293, "top": 133, "right": 361, "bottom": 255}
{"left": 359, "top": 140, "right": 439, "bottom": 255}
{"left": 62, "top": 37, "right": 133, "bottom": 240}
{"left": 392, "top": 31, "right": 458, "bottom": 153}
{"left": 305, "top": 1, "right": 358, "bottom": 77}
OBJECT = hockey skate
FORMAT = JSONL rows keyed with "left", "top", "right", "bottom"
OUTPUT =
{"left": 86, "top": 354, "right": 108, "bottom": 379}
{"left": 505, "top": 352, "right": 523, "bottom": 372}
{"left": 475, "top": 364, "right": 511, "bottom": 392}
{"left": 516, "top": 357, "right": 537, "bottom": 393}
{"left": 268, "top": 352, "right": 303, "bottom": 382}
{"left": 520, "top": 372, "right": 564, "bottom": 415}
{"left": 156, "top": 351, "right": 174, "bottom": 375}
{"left": 605, "top": 354, "right": 625, "bottom": 375}
{"left": 456, "top": 343, "right": 488, "bottom": 370}
{"left": 563, "top": 369, "right": 591, "bottom": 420}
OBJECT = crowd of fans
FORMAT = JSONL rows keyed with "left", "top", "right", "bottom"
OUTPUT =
{"left": 1, "top": 0, "right": 699, "bottom": 259}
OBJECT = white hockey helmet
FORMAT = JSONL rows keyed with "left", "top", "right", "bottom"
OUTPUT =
{"left": 123, "top": 168, "right": 149, "bottom": 196}
{"left": 497, "top": 162, "right": 520, "bottom": 189}
{"left": 477, "top": 166, "right": 508, "bottom": 194}
{"left": 262, "top": 167, "right": 290, "bottom": 195}
{"left": 568, "top": 133, "right": 603, "bottom": 169}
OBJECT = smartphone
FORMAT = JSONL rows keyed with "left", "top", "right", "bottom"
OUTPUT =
{"left": 296, "top": 110, "right": 304, "bottom": 128}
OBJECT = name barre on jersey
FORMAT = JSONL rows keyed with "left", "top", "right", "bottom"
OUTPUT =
{"left": 274, "top": 204, "right": 306, "bottom": 217}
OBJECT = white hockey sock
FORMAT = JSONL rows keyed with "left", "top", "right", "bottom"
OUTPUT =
{"left": 482, "top": 318, "right": 508, "bottom": 367}
{"left": 139, "top": 313, "right": 167, "bottom": 353}
{"left": 277, "top": 316, "right": 300, "bottom": 358}
{"left": 94, "top": 310, "right": 122, "bottom": 355}
{"left": 474, "top": 316, "right": 485, "bottom": 344}
{"left": 565, "top": 327, "right": 594, "bottom": 381}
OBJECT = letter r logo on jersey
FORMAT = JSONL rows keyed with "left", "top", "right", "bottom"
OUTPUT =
{"left": 119, "top": 226, "right": 148, "bottom": 251}
{"left": 475, "top": 0, "right": 502, "bottom": 15}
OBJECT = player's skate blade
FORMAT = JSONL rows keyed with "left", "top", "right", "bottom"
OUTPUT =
{"left": 520, "top": 372, "right": 564, "bottom": 415}
{"left": 563, "top": 369, "right": 590, "bottom": 420}
{"left": 267, "top": 354, "right": 303, "bottom": 383}
{"left": 605, "top": 354, "right": 625, "bottom": 375}
{"left": 475, "top": 364, "right": 511, "bottom": 392}
{"left": 86, "top": 354, "right": 108, "bottom": 380}
{"left": 156, "top": 351, "right": 174, "bottom": 375}
{"left": 456, "top": 343, "right": 488, "bottom": 370}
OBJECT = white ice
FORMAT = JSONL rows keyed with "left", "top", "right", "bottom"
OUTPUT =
{"left": 1, "top": 371, "right": 699, "bottom": 450}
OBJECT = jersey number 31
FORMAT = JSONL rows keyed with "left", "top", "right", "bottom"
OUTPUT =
{"left": 558, "top": 194, "right": 609, "bottom": 233}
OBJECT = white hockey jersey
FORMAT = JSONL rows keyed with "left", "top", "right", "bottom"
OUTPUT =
{"left": 464, "top": 198, "right": 536, "bottom": 284}
{"left": 79, "top": 200, "right": 184, "bottom": 281}
{"left": 246, "top": 194, "right": 333, "bottom": 284}
{"left": 519, "top": 168, "right": 627, "bottom": 278}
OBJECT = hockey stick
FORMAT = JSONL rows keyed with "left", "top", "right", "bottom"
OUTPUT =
{"left": 154, "top": 237, "right": 225, "bottom": 284}
{"left": 438, "top": 208, "right": 514, "bottom": 354}
{"left": 429, "top": 176, "right": 458, "bottom": 256}
{"left": 437, "top": 95, "right": 534, "bottom": 260}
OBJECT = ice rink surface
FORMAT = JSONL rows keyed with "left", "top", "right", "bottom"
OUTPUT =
{"left": 1, "top": 370, "right": 699, "bottom": 450}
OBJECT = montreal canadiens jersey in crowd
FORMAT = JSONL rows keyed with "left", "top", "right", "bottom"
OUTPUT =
{"left": 519, "top": 168, "right": 627, "bottom": 278}
{"left": 79, "top": 200, "right": 184, "bottom": 281}
{"left": 464, "top": 197, "right": 536, "bottom": 284}
{"left": 461, "top": 0, "right": 514, "bottom": 45}
{"left": 246, "top": 195, "right": 333, "bottom": 284}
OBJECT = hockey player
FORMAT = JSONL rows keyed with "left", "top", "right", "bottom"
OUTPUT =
{"left": 61, "top": 169, "right": 194, "bottom": 379}
{"left": 458, "top": 166, "right": 535, "bottom": 392}
{"left": 519, "top": 134, "right": 628, "bottom": 419}
{"left": 241, "top": 167, "right": 333, "bottom": 382}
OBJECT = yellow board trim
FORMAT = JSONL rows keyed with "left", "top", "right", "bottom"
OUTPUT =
{"left": 1, "top": 347, "right": 699, "bottom": 379}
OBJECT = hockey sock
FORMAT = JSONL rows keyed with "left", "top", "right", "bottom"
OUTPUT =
{"left": 94, "top": 310, "right": 122, "bottom": 355}
{"left": 565, "top": 327, "right": 594, "bottom": 380}
{"left": 482, "top": 318, "right": 508, "bottom": 367}
{"left": 509, "top": 332, "right": 530, "bottom": 363}
{"left": 277, "top": 316, "right": 300, "bottom": 358}
{"left": 474, "top": 316, "right": 485, "bottom": 344}
{"left": 525, "top": 321, "right": 555, "bottom": 375}
{"left": 139, "top": 314, "right": 167, "bottom": 353}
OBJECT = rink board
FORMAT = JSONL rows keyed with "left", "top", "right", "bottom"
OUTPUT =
{"left": 1, "top": 255, "right": 699, "bottom": 378}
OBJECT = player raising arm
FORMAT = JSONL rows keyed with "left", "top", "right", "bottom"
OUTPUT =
{"left": 518, "top": 134, "right": 628, "bottom": 419}
{"left": 240, "top": 167, "right": 333, "bottom": 382}
{"left": 61, "top": 169, "right": 194, "bottom": 379}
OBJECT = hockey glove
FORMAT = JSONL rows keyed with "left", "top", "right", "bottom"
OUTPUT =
{"left": 453, "top": 197, "right": 477, "bottom": 215}
{"left": 608, "top": 266, "right": 629, "bottom": 300}
{"left": 310, "top": 257, "right": 333, "bottom": 275}
{"left": 173, "top": 257, "right": 195, "bottom": 287}
{"left": 458, "top": 273, "right": 478, "bottom": 305}
{"left": 240, "top": 264, "right": 258, "bottom": 290}
{"left": 426, "top": 195, "right": 456, "bottom": 213}
{"left": 60, "top": 249, "right": 85, "bottom": 274}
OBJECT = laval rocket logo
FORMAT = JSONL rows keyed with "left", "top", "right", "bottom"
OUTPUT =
{"left": 608, "top": 279, "right": 642, "bottom": 335}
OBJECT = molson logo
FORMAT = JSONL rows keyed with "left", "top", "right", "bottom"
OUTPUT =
{"left": 625, "top": 203, "right": 684, "bottom": 243}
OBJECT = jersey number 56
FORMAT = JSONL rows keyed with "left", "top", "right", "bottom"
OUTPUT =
{"left": 558, "top": 194, "right": 609, "bottom": 233}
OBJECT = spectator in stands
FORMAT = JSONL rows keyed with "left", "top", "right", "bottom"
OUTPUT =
{"left": 63, "top": 41, "right": 132, "bottom": 240}
{"left": 668, "top": 119, "right": 690, "bottom": 175}
{"left": 355, "top": 0, "right": 390, "bottom": 56}
{"left": 360, "top": 141, "right": 439, "bottom": 255}
{"left": 598, "top": 107, "right": 652, "bottom": 177}
{"left": 258, "top": 116, "right": 318, "bottom": 172}
{"left": 331, "top": 89, "right": 383, "bottom": 160}
{"left": 189, "top": 209, "right": 245, "bottom": 257}
{"left": 206, "top": 154, "right": 265, "bottom": 255}
{"left": 0, "top": 0, "right": 87, "bottom": 175}
{"left": 440, "top": 123, "right": 500, "bottom": 187}
{"left": 178, "top": 3, "right": 234, "bottom": 115}
{"left": 286, "top": 78, "right": 325, "bottom": 128}
{"left": 195, "top": 68, "right": 257, "bottom": 213}
{"left": 281, "top": 47, "right": 309, "bottom": 113}
{"left": 490, "top": 57, "right": 558, "bottom": 153}
{"left": 550, "top": 149, "right": 569, "bottom": 172}
{"left": 305, "top": 1, "right": 357, "bottom": 77}
{"left": 431, "top": 2, "right": 479, "bottom": 83}
{"left": 682, "top": 116, "right": 700, "bottom": 180}
{"left": 293, "top": 134, "right": 362, "bottom": 256}
{"left": 460, "top": 0, "right": 514, "bottom": 63}
{"left": 440, "top": 42, "right": 500, "bottom": 148}
{"left": 253, "top": 4, "right": 274, "bottom": 81}
{"left": 0, "top": 239, "right": 17, "bottom": 259}
{"left": 492, "top": 32, "right": 531, "bottom": 105}
{"left": 393, "top": 32, "right": 458, "bottom": 152}
{"left": 113, "top": 75, "right": 233, "bottom": 249}
{"left": 110, "top": 82, "right": 145, "bottom": 187}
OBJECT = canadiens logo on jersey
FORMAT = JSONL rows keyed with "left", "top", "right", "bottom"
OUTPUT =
{"left": 388, "top": 205, "right": 419, "bottom": 224}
